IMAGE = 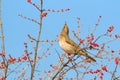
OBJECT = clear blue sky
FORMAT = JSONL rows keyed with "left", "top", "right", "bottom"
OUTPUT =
{"left": 1, "top": 0, "right": 120, "bottom": 79}
{"left": 2, "top": 0, "right": 120, "bottom": 56}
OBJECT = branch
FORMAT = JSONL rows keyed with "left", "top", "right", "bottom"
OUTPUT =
{"left": 111, "top": 65, "right": 118, "bottom": 80}
{"left": 30, "top": 0, "right": 43, "bottom": 80}
{"left": 51, "top": 55, "right": 75, "bottom": 80}
{"left": 19, "top": 14, "right": 40, "bottom": 25}
{"left": 0, "top": 13, "right": 8, "bottom": 80}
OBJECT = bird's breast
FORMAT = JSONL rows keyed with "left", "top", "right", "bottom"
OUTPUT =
{"left": 59, "top": 37, "right": 75, "bottom": 54}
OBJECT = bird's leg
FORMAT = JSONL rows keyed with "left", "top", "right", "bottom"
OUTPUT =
{"left": 89, "top": 45, "right": 94, "bottom": 49}
{"left": 74, "top": 53, "right": 78, "bottom": 55}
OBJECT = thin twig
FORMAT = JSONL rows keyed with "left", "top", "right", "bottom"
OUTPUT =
{"left": 19, "top": 14, "right": 40, "bottom": 25}
{"left": 29, "top": 2, "right": 41, "bottom": 11}
{"left": 51, "top": 55, "right": 74, "bottom": 80}
{"left": 0, "top": 1, "right": 8, "bottom": 79}
{"left": 30, "top": 0, "right": 43, "bottom": 80}
{"left": 111, "top": 65, "right": 118, "bottom": 80}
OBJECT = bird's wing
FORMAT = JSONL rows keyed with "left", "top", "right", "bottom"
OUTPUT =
{"left": 66, "top": 37, "right": 79, "bottom": 48}
{"left": 79, "top": 50, "right": 96, "bottom": 62}
{"left": 65, "top": 37, "right": 96, "bottom": 62}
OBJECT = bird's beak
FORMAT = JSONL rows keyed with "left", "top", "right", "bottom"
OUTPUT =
{"left": 62, "top": 23, "right": 69, "bottom": 35}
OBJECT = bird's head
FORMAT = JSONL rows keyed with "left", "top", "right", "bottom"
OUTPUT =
{"left": 61, "top": 23, "right": 69, "bottom": 35}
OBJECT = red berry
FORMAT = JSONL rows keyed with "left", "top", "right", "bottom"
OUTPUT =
{"left": 27, "top": 0, "right": 31, "bottom": 2}
{"left": 102, "top": 66, "right": 107, "bottom": 72}
{"left": 115, "top": 57, "right": 119, "bottom": 65}
{"left": 100, "top": 75, "right": 103, "bottom": 79}
{"left": 41, "top": 12, "right": 47, "bottom": 18}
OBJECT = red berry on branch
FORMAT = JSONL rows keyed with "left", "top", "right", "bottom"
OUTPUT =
{"left": 111, "top": 50, "right": 115, "bottom": 53}
{"left": 41, "top": 12, "right": 47, "bottom": 18}
{"left": 22, "top": 55, "right": 27, "bottom": 61}
{"left": 57, "top": 77, "right": 62, "bottom": 80}
{"left": 18, "top": 57, "right": 21, "bottom": 62}
{"left": 79, "top": 38, "right": 84, "bottom": 44}
{"left": 27, "top": 0, "right": 31, "bottom": 2}
{"left": 77, "top": 17, "right": 80, "bottom": 20}
{"left": 24, "top": 42, "right": 27, "bottom": 45}
{"left": 100, "top": 75, "right": 103, "bottom": 79}
{"left": 107, "top": 25, "right": 114, "bottom": 32}
{"left": 92, "top": 43, "right": 99, "bottom": 47}
{"left": 102, "top": 66, "right": 107, "bottom": 72}
{"left": 115, "top": 57, "right": 119, "bottom": 65}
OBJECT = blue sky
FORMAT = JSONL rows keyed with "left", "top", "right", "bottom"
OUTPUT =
{"left": 2, "top": 0, "right": 120, "bottom": 56}
{"left": 1, "top": 0, "right": 120, "bottom": 79}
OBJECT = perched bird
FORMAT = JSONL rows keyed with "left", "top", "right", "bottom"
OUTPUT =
{"left": 59, "top": 23, "right": 96, "bottom": 62}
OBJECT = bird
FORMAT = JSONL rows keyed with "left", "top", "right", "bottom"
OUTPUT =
{"left": 59, "top": 23, "right": 96, "bottom": 62}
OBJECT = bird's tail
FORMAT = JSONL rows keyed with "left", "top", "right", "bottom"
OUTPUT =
{"left": 79, "top": 50, "right": 96, "bottom": 62}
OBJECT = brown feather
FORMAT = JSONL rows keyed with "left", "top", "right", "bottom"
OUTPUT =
{"left": 59, "top": 23, "right": 96, "bottom": 62}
